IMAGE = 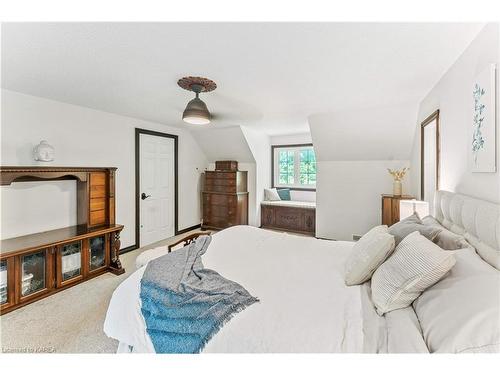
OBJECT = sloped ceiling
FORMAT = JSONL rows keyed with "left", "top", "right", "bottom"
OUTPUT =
{"left": 310, "top": 104, "right": 418, "bottom": 161}
{"left": 190, "top": 126, "right": 254, "bottom": 163}
{"left": 1, "top": 22, "right": 483, "bottom": 138}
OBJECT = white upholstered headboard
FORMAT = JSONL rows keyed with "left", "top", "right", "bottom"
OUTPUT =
{"left": 434, "top": 190, "right": 500, "bottom": 270}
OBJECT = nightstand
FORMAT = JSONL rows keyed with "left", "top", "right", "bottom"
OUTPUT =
{"left": 381, "top": 194, "right": 414, "bottom": 226}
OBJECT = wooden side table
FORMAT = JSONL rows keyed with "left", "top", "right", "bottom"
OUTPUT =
{"left": 381, "top": 194, "right": 415, "bottom": 226}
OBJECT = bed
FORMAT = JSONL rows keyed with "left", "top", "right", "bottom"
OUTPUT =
{"left": 104, "top": 190, "right": 500, "bottom": 353}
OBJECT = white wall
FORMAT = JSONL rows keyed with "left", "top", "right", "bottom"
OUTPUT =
{"left": 190, "top": 126, "right": 254, "bottom": 163}
{"left": 316, "top": 160, "right": 410, "bottom": 240}
{"left": 0, "top": 90, "right": 209, "bottom": 247}
{"left": 309, "top": 105, "right": 414, "bottom": 240}
{"left": 270, "top": 132, "right": 312, "bottom": 145}
{"left": 309, "top": 105, "right": 417, "bottom": 161}
{"left": 410, "top": 23, "right": 500, "bottom": 204}
{"left": 0, "top": 181, "right": 78, "bottom": 239}
{"left": 241, "top": 126, "right": 271, "bottom": 226}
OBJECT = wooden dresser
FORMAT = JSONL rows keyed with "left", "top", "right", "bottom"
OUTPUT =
{"left": 202, "top": 170, "right": 248, "bottom": 230}
{"left": 381, "top": 194, "right": 415, "bottom": 226}
{"left": 0, "top": 167, "right": 124, "bottom": 315}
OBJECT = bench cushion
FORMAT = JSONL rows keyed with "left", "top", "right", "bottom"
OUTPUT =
{"left": 261, "top": 200, "right": 316, "bottom": 209}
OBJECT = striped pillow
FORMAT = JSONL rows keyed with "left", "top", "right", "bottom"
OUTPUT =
{"left": 371, "top": 231, "right": 456, "bottom": 315}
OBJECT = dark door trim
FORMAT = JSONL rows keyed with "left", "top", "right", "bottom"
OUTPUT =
{"left": 135, "top": 128, "right": 179, "bottom": 250}
{"left": 420, "top": 109, "right": 440, "bottom": 200}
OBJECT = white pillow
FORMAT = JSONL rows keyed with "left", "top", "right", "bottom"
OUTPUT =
{"left": 363, "top": 225, "right": 389, "bottom": 237}
{"left": 413, "top": 247, "right": 500, "bottom": 353}
{"left": 371, "top": 231, "right": 456, "bottom": 315}
{"left": 344, "top": 225, "right": 395, "bottom": 286}
{"left": 264, "top": 188, "right": 281, "bottom": 201}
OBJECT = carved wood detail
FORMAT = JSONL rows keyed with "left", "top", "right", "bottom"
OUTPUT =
{"left": 168, "top": 232, "right": 210, "bottom": 253}
{"left": 260, "top": 204, "right": 316, "bottom": 236}
{"left": 0, "top": 166, "right": 117, "bottom": 186}
{"left": 108, "top": 231, "right": 125, "bottom": 275}
{"left": 177, "top": 76, "right": 217, "bottom": 92}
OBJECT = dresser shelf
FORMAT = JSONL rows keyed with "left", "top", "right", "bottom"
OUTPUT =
{"left": 0, "top": 167, "right": 125, "bottom": 315}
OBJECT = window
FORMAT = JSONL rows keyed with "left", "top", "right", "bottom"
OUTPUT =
{"left": 272, "top": 144, "right": 316, "bottom": 190}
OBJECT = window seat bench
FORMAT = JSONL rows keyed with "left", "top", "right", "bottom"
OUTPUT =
{"left": 260, "top": 200, "right": 316, "bottom": 236}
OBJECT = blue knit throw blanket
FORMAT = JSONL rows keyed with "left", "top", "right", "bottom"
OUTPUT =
{"left": 140, "top": 235, "right": 259, "bottom": 353}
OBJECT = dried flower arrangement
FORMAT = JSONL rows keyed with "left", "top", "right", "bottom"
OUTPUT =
{"left": 387, "top": 167, "right": 409, "bottom": 182}
{"left": 387, "top": 167, "right": 409, "bottom": 196}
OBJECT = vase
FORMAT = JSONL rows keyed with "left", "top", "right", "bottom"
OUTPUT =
{"left": 393, "top": 181, "right": 402, "bottom": 196}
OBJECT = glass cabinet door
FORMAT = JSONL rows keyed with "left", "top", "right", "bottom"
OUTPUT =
{"left": 89, "top": 235, "right": 106, "bottom": 271}
{"left": 1, "top": 259, "right": 7, "bottom": 305}
{"left": 21, "top": 251, "right": 46, "bottom": 297}
{"left": 60, "top": 241, "right": 82, "bottom": 282}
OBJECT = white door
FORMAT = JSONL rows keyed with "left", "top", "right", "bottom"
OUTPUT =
{"left": 139, "top": 133, "right": 175, "bottom": 247}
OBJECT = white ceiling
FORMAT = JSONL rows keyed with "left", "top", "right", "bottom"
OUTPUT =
{"left": 1, "top": 22, "right": 483, "bottom": 137}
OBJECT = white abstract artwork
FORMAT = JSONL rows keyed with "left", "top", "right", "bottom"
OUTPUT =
{"left": 472, "top": 64, "right": 496, "bottom": 172}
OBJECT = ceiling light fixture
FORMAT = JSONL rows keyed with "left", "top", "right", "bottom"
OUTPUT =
{"left": 177, "top": 76, "right": 217, "bottom": 125}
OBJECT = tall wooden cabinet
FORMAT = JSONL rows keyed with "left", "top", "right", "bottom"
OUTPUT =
{"left": 202, "top": 170, "right": 248, "bottom": 230}
{"left": 0, "top": 167, "right": 124, "bottom": 315}
{"left": 381, "top": 194, "right": 415, "bottom": 226}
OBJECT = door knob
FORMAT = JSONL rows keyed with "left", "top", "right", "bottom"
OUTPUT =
{"left": 141, "top": 193, "right": 151, "bottom": 200}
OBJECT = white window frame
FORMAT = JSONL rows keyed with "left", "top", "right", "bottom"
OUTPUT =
{"left": 272, "top": 144, "right": 316, "bottom": 190}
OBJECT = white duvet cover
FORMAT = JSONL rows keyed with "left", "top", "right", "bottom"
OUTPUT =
{"left": 104, "top": 226, "right": 428, "bottom": 353}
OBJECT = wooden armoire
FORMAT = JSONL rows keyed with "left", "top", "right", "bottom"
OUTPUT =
{"left": 201, "top": 164, "right": 248, "bottom": 230}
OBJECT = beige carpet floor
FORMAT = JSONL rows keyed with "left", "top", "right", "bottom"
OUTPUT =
{"left": 0, "top": 229, "right": 205, "bottom": 353}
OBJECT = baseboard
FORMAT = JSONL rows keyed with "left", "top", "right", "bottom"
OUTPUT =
{"left": 314, "top": 236, "right": 337, "bottom": 241}
{"left": 176, "top": 223, "right": 202, "bottom": 235}
{"left": 120, "top": 245, "right": 138, "bottom": 254}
